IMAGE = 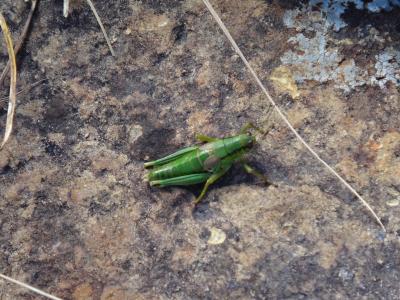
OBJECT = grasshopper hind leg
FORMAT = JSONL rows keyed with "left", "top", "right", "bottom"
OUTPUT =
{"left": 194, "top": 165, "right": 232, "bottom": 204}
{"left": 194, "top": 149, "right": 248, "bottom": 204}
{"left": 150, "top": 173, "right": 211, "bottom": 187}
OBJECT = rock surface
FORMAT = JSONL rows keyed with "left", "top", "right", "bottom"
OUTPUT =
{"left": 0, "top": 0, "right": 399, "bottom": 299}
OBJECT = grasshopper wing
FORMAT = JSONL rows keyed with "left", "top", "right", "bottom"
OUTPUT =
{"left": 144, "top": 146, "right": 198, "bottom": 168}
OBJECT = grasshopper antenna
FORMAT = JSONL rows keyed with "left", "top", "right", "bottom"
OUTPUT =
{"left": 202, "top": 0, "right": 385, "bottom": 232}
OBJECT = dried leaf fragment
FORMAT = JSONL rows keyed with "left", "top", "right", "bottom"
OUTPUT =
{"left": 270, "top": 66, "right": 300, "bottom": 99}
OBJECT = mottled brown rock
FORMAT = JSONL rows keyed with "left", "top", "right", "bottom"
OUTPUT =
{"left": 0, "top": 1, "right": 399, "bottom": 299}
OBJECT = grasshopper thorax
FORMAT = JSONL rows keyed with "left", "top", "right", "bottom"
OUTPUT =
{"left": 199, "top": 133, "right": 254, "bottom": 171}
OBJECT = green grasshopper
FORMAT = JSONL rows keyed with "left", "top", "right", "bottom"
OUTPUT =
{"left": 144, "top": 123, "right": 271, "bottom": 203}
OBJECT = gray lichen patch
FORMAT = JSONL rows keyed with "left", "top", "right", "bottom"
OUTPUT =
{"left": 280, "top": 30, "right": 366, "bottom": 91}
{"left": 367, "top": 0, "right": 400, "bottom": 12}
{"left": 308, "top": 0, "right": 400, "bottom": 31}
{"left": 372, "top": 48, "right": 400, "bottom": 88}
{"left": 281, "top": 2, "right": 400, "bottom": 91}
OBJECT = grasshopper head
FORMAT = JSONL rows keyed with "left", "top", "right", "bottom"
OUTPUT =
{"left": 240, "top": 132, "right": 255, "bottom": 146}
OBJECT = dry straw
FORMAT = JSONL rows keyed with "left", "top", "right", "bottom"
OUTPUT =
{"left": 0, "top": 0, "right": 38, "bottom": 88}
{"left": 202, "top": 0, "right": 385, "bottom": 231}
{"left": 0, "top": 12, "right": 17, "bottom": 149}
{"left": 0, "top": 273, "right": 63, "bottom": 300}
{"left": 63, "top": 0, "right": 115, "bottom": 56}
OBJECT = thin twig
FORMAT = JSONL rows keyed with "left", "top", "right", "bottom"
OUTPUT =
{"left": 0, "top": 13, "right": 18, "bottom": 149}
{"left": 202, "top": 0, "right": 385, "bottom": 231}
{"left": 0, "top": 0, "right": 38, "bottom": 89}
{"left": 0, "top": 78, "right": 46, "bottom": 105}
{"left": 85, "top": 0, "right": 116, "bottom": 56}
{"left": 0, "top": 273, "right": 63, "bottom": 300}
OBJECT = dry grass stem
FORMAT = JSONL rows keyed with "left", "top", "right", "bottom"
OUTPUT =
{"left": 0, "top": 273, "right": 63, "bottom": 300}
{"left": 0, "top": 13, "right": 18, "bottom": 149}
{"left": 86, "top": 0, "right": 115, "bottom": 56}
{"left": 63, "top": 0, "right": 70, "bottom": 17}
{"left": 0, "top": 78, "right": 45, "bottom": 105}
{"left": 202, "top": 0, "right": 385, "bottom": 231}
{"left": 0, "top": 0, "right": 38, "bottom": 88}
{"left": 63, "top": 0, "right": 115, "bottom": 56}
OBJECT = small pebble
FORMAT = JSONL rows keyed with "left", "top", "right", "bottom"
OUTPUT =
{"left": 129, "top": 124, "right": 143, "bottom": 144}
{"left": 376, "top": 231, "right": 386, "bottom": 241}
{"left": 207, "top": 227, "right": 226, "bottom": 245}
{"left": 386, "top": 199, "right": 399, "bottom": 207}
